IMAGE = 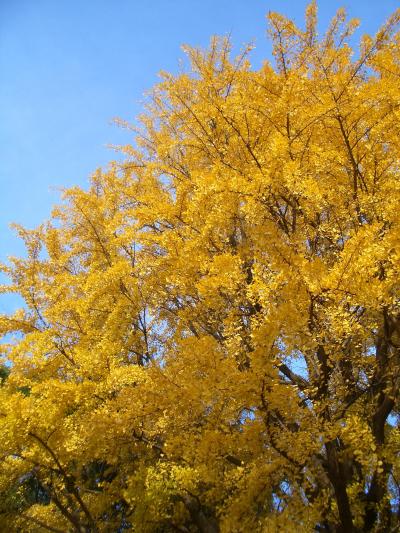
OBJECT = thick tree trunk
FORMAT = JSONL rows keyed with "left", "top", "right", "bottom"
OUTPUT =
{"left": 325, "top": 441, "right": 355, "bottom": 533}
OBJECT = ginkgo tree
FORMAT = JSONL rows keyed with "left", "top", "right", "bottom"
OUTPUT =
{"left": 1, "top": 2, "right": 400, "bottom": 532}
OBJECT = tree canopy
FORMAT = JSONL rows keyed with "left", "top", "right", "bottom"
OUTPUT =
{"left": 1, "top": 3, "right": 400, "bottom": 531}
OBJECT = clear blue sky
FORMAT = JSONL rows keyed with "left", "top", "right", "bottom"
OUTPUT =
{"left": 0, "top": 0, "right": 398, "bottom": 299}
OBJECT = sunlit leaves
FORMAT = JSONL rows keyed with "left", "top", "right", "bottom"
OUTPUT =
{"left": 1, "top": 2, "right": 400, "bottom": 531}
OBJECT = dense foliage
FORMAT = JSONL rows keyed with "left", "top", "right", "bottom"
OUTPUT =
{"left": 1, "top": 4, "right": 400, "bottom": 531}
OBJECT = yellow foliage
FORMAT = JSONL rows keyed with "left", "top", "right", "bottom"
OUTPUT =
{"left": 1, "top": 2, "right": 400, "bottom": 531}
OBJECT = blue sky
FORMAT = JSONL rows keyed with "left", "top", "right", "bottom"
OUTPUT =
{"left": 0, "top": 0, "right": 398, "bottom": 296}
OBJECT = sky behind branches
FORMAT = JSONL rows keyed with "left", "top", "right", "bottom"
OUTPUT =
{"left": 0, "top": 0, "right": 398, "bottom": 305}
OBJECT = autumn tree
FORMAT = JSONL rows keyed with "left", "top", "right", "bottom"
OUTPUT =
{"left": 1, "top": 3, "right": 400, "bottom": 531}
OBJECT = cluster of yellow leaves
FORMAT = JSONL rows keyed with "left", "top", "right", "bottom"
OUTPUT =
{"left": 1, "top": 2, "right": 400, "bottom": 531}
